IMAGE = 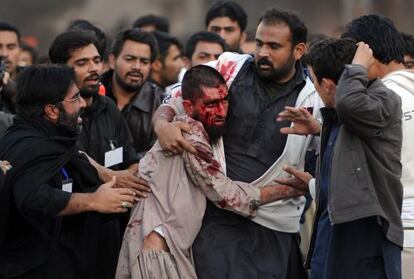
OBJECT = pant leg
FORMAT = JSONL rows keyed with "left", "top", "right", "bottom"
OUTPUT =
{"left": 402, "top": 247, "right": 414, "bottom": 279}
{"left": 131, "top": 250, "right": 181, "bottom": 279}
{"left": 323, "top": 217, "right": 400, "bottom": 279}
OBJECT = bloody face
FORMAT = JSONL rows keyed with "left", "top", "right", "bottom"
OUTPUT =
{"left": 192, "top": 84, "right": 229, "bottom": 142}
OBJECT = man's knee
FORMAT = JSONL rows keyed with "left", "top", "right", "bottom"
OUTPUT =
{"left": 143, "top": 231, "right": 169, "bottom": 251}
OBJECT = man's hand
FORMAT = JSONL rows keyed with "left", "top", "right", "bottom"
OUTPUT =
{"left": 154, "top": 120, "right": 197, "bottom": 155}
{"left": 274, "top": 165, "right": 313, "bottom": 192}
{"left": 110, "top": 164, "right": 151, "bottom": 198}
{"left": 1, "top": 71, "right": 10, "bottom": 87}
{"left": 352, "top": 42, "right": 374, "bottom": 70}
{"left": 90, "top": 176, "right": 139, "bottom": 213}
{"left": 277, "top": 106, "right": 321, "bottom": 135}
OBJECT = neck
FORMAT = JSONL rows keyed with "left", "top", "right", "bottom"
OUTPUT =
{"left": 84, "top": 96, "right": 94, "bottom": 107}
{"left": 277, "top": 65, "right": 297, "bottom": 84}
{"left": 111, "top": 74, "right": 137, "bottom": 110}
{"left": 150, "top": 72, "right": 164, "bottom": 88}
{"left": 378, "top": 61, "right": 405, "bottom": 78}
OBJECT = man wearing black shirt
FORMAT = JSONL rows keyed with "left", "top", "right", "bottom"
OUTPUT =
{"left": 49, "top": 30, "right": 150, "bottom": 196}
{"left": 102, "top": 29, "right": 163, "bottom": 159}
{"left": 0, "top": 64, "right": 137, "bottom": 278}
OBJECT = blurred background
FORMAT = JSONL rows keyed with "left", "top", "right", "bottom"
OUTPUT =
{"left": 1, "top": 0, "right": 413, "bottom": 56}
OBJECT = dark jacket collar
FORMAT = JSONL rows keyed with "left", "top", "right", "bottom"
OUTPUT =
{"left": 101, "top": 70, "right": 154, "bottom": 113}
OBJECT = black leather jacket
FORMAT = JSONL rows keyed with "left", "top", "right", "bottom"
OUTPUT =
{"left": 101, "top": 70, "right": 163, "bottom": 159}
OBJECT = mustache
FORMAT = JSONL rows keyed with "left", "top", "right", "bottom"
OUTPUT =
{"left": 84, "top": 73, "right": 100, "bottom": 82}
{"left": 257, "top": 58, "right": 273, "bottom": 67}
{"left": 126, "top": 70, "right": 143, "bottom": 79}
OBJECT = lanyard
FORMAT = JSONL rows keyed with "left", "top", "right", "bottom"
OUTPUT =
{"left": 60, "top": 168, "right": 70, "bottom": 180}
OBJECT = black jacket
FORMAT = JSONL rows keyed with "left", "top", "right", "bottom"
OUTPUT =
{"left": 101, "top": 70, "right": 162, "bottom": 159}
{"left": 78, "top": 93, "right": 139, "bottom": 169}
{"left": 0, "top": 115, "right": 121, "bottom": 279}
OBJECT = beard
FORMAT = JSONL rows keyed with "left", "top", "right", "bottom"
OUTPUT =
{"left": 193, "top": 111, "right": 226, "bottom": 143}
{"left": 114, "top": 70, "right": 143, "bottom": 93}
{"left": 203, "top": 124, "right": 226, "bottom": 143}
{"left": 79, "top": 86, "right": 99, "bottom": 98}
{"left": 255, "top": 55, "right": 296, "bottom": 83}
{"left": 79, "top": 73, "right": 100, "bottom": 98}
{"left": 57, "top": 106, "right": 82, "bottom": 136}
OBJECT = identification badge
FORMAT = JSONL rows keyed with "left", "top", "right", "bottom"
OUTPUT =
{"left": 104, "top": 147, "right": 123, "bottom": 167}
{"left": 62, "top": 178, "right": 73, "bottom": 193}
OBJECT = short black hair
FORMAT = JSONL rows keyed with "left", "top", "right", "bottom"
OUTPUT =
{"left": 20, "top": 42, "right": 38, "bottom": 64}
{"left": 49, "top": 30, "right": 99, "bottom": 64}
{"left": 67, "top": 19, "right": 107, "bottom": 58}
{"left": 205, "top": 1, "right": 247, "bottom": 32}
{"left": 401, "top": 32, "right": 414, "bottom": 58}
{"left": 305, "top": 38, "right": 357, "bottom": 84}
{"left": 0, "top": 21, "right": 20, "bottom": 43}
{"left": 132, "top": 14, "right": 170, "bottom": 33}
{"left": 16, "top": 64, "right": 75, "bottom": 116}
{"left": 182, "top": 65, "right": 226, "bottom": 102}
{"left": 258, "top": 8, "right": 307, "bottom": 46}
{"left": 152, "top": 31, "right": 182, "bottom": 62}
{"left": 341, "top": 14, "right": 404, "bottom": 64}
{"left": 111, "top": 29, "right": 158, "bottom": 62}
{"left": 185, "top": 31, "right": 226, "bottom": 58}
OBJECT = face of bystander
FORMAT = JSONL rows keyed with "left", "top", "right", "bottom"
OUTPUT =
{"left": 207, "top": 16, "right": 244, "bottom": 52}
{"left": 0, "top": 30, "right": 20, "bottom": 78}
{"left": 254, "top": 22, "right": 305, "bottom": 84}
{"left": 159, "top": 44, "right": 183, "bottom": 86}
{"left": 54, "top": 83, "right": 87, "bottom": 135}
{"left": 191, "top": 41, "right": 224, "bottom": 67}
{"left": 110, "top": 40, "right": 152, "bottom": 93}
{"left": 66, "top": 44, "right": 102, "bottom": 99}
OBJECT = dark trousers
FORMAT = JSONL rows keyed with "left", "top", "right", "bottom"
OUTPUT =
{"left": 193, "top": 202, "right": 307, "bottom": 279}
{"left": 320, "top": 217, "right": 401, "bottom": 279}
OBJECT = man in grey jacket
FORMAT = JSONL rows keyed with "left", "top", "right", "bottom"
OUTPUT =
{"left": 276, "top": 38, "right": 403, "bottom": 279}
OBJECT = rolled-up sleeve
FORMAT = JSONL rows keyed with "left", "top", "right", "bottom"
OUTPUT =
{"left": 182, "top": 122, "right": 261, "bottom": 218}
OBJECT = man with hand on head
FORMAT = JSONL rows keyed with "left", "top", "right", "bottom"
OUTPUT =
{"left": 276, "top": 38, "right": 403, "bottom": 279}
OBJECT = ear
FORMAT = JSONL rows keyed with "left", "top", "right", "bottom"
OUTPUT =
{"left": 151, "top": 59, "right": 162, "bottom": 73}
{"left": 108, "top": 53, "right": 116, "bottom": 70}
{"left": 321, "top": 78, "right": 336, "bottom": 95}
{"left": 182, "top": 99, "right": 193, "bottom": 115}
{"left": 182, "top": 57, "right": 191, "bottom": 70}
{"left": 240, "top": 31, "right": 247, "bottom": 45}
{"left": 293, "top": 42, "right": 306, "bottom": 60}
{"left": 43, "top": 104, "right": 60, "bottom": 123}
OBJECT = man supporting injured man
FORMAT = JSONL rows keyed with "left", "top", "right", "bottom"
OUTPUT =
{"left": 115, "top": 65, "right": 305, "bottom": 278}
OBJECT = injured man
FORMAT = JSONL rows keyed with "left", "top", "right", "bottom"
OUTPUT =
{"left": 115, "top": 65, "right": 305, "bottom": 279}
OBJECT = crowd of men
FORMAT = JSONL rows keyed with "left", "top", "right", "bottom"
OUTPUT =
{"left": 0, "top": 1, "right": 413, "bottom": 278}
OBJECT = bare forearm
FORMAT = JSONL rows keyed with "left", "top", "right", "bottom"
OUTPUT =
{"left": 260, "top": 185, "right": 303, "bottom": 205}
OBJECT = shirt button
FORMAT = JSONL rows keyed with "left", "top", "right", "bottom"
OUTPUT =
{"left": 356, "top": 168, "right": 361, "bottom": 171}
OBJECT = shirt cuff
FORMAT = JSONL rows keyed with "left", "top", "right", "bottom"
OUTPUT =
{"left": 309, "top": 178, "right": 316, "bottom": 200}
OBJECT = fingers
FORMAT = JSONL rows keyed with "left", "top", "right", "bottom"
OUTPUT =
{"left": 280, "top": 127, "right": 297, "bottom": 135}
{"left": 177, "top": 122, "right": 192, "bottom": 135}
{"left": 178, "top": 138, "right": 197, "bottom": 155}
{"left": 282, "top": 165, "right": 301, "bottom": 177}
{"left": 102, "top": 176, "right": 117, "bottom": 188}
{"left": 127, "top": 164, "right": 139, "bottom": 175}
